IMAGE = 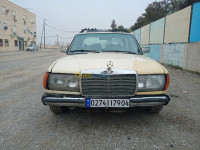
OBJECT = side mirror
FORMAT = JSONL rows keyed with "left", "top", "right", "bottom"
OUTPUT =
{"left": 60, "top": 46, "right": 67, "bottom": 53}
{"left": 141, "top": 47, "right": 150, "bottom": 53}
{"left": 66, "top": 48, "right": 70, "bottom": 53}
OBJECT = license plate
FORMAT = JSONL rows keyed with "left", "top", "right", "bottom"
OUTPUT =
{"left": 85, "top": 98, "right": 129, "bottom": 108}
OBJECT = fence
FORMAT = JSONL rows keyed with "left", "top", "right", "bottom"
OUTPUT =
{"left": 133, "top": 2, "right": 200, "bottom": 73}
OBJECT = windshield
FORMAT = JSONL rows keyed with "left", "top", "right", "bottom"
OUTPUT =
{"left": 69, "top": 33, "right": 140, "bottom": 54}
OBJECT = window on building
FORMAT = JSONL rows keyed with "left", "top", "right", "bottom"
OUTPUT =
{"left": 24, "top": 41, "right": 27, "bottom": 47}
{"left": 13, "top": 25, "right": 16, "bottom": 33}
{"left": 4, "top": 39, "right": 9, "bottom": 47}
{"left": 24, "top": 29, "right": 26, "bottom": 34}
{"left": 2, "top": 6, "right": 6, "bottom": 14}
{"left": 0, "top": 39, "right": 3, "bottom": 47}
{"left": 23, "top": 15, "right": 26, "bottom": 24}
{"left": 14, "top": 40, "right": 18, "bottom": 47}
{"left": 0, "top": 22, "right": 1, "bottom": 30}
{"left": 3, "top": 23, "right": 7, "bottom": 27}
{"left": 23, "top": 15, "right": 26, "bottom": 20}
{"left": 12, "top": 10, "right": 16, "bottom": 16}
{"left": 3, "top": 23, "right": 7, "bottom": 30}
{"left": 30, "top": 18, "right": 35, "bottom": 24}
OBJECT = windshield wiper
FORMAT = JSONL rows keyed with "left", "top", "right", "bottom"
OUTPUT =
{"left": 70, "top": 50, "right": 100, "bottom": 53}
{"left": 101, "top": 50, "right": 137, "bottom": 54}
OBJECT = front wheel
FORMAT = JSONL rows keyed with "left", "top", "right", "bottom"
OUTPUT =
{"left": 49, "top": 105, "right": 66, "bottom": 114}
{"left": 148, "top": 105, "right": 163, "bottom": 113}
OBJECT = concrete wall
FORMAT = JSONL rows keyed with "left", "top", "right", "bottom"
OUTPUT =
{"left": 150, "top": 18, "right": 165, "bottom": 44}
{"left": 141, "top": 24, "right": 150, "bottom": 45}
{"left": 164, "top": 6, "right": 191, "bottom": 43}
{"left": 134, "top": 28, "right": 141, "bottom": 44}
{"left": 190, "top": 2, "right": 200, "bottom": 42}
{"left": 0, "top": 0, "right": 36, "bottom": 51}
{"left": 162, "top": 44, "right": 185, "bottom": 67}
{"left": 148, "top": 44, "right": 162, "bottom": 62}
{"left": 147, "top": 43, "right": 200, "bottom": 73}
{"left": 133, "top": 3, "right": 200, "bottom": 73}
{"left": 185, "top": 43, "right": 200, "bottom": 72}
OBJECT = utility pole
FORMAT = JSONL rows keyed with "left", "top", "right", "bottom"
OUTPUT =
{"left": 43, "top": 18, "right": 46, "bottom": 49}
{"left": 40, "top": 23, "right": 44, "bottom": 49}
{"left": 56, "top": 34, "right": 59, "bottom": 46}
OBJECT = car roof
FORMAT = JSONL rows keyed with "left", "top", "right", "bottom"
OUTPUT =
{"left": 77, "top": 32, "right": 131, "bottom": 35}
{"left": 79, "top": 28, "right": 131, "bottom": 34}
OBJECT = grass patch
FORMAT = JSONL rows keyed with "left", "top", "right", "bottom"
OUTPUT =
{"left": 162, "top": 63, "right": 200, "bottom": 75}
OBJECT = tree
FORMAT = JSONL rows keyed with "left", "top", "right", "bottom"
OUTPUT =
{"left": 131, "top": 1, "right": 169, "bottom": 31}
{"left": 117, "top": 25, "right": 130, "bottom": 32}
{"left": 111, "top": 20, "right": 117, "bottom": 30}
{"left": 130, "top": 0, "right": 200, "bottom": 31}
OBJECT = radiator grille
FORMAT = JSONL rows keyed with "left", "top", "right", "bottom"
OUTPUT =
{"left": 81, "top": 74, "right": 137, "bottom": 97}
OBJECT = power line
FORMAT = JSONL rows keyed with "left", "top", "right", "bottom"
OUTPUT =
{"left": 58, "top": 35, "right": 74, "bottom": 39}
{"left": 35, "top": 13, "right": 77, "bottom": 31}
{"left": 37, "top": 35, "right": 74, "bottom": 39}
{"left": 45, "top": 23, "right": 79, "bottom": 33}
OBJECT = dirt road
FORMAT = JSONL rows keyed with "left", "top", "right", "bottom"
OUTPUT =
{"left": 0, "top": 49, "right": 200, "bottom": 150}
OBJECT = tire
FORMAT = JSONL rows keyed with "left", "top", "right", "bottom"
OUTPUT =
{"left": 49, "top": 105, "right": 66, "bottom": 114}
{"left": 148, "top": 105, "right": 163, "bottom": 113}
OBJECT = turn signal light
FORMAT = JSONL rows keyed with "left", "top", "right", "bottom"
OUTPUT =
{"left": 164, "top": 74, "right": 170, "bottom": 91}
{"left": 43, "top": 72, "right": 49, "bottom": 89}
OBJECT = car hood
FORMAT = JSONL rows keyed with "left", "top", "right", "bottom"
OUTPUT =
{"left": 48, "top": 53, "right": 168, "bottom": 74}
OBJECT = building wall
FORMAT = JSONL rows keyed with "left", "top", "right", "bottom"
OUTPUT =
{"left": 150, "top": 18, "right": 165, "bottom": 44}
{"left": 141, "top": 24, "right": 150, "bottom": 45}
{"left": 164, "top": 6, "right": 191, "bottom": 43}
{"left": 190, "top": 2, "right": 200, "bottom": 42}
{"left": 0, "top": 0, "right": 36, "bottom": 51}
{"left": 134, "top": 28, "right": 141, "bottom": 44}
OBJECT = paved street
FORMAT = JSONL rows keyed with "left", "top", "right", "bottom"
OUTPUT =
{"left": 0, "top": 49, "right": 200, "bottom": 150}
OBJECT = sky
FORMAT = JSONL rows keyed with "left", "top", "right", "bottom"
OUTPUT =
{"left": 9, "top": 0, "right": 155, "bottom": 45}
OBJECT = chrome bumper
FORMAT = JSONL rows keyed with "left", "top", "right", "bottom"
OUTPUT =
{"left": 42, "top": 93, "right": 170, "bottom": 107}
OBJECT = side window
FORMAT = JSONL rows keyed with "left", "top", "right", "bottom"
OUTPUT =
{"left": 2, "top": 6, "right": 6, "bottom": 14}
{"left": 0, "top": 22, "right": 1, "bottom": 30}
{"left": 14, "top": 40, "right": 18, "bottom": 47}
{"left": 4, "top": 39, "right": 9, "bottom": 47}
{"left": 0, "top": 39, "right": 3, "bottom": 47}
{"left": 24, "top": 29, "right": 26, "bottom": 34}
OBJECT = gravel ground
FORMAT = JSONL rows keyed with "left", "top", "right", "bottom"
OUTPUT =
{"left": 0, "top": 49, "right": 200, "bottom": 150}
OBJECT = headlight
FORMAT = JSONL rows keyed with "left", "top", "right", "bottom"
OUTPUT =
{"left": 48, "top": 74, "right": 79, "bottom": 92}
{"left": 138, "top": 75, "right": 166, "bottom": 92}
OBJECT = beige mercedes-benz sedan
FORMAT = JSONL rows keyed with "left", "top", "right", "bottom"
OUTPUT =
{"left": 42, "top": 29, "right": 170, "bottom": 114}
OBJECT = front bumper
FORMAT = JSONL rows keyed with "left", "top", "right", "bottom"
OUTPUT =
{"left": 41, "top": 93, "right": 170, "bottom": 107}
